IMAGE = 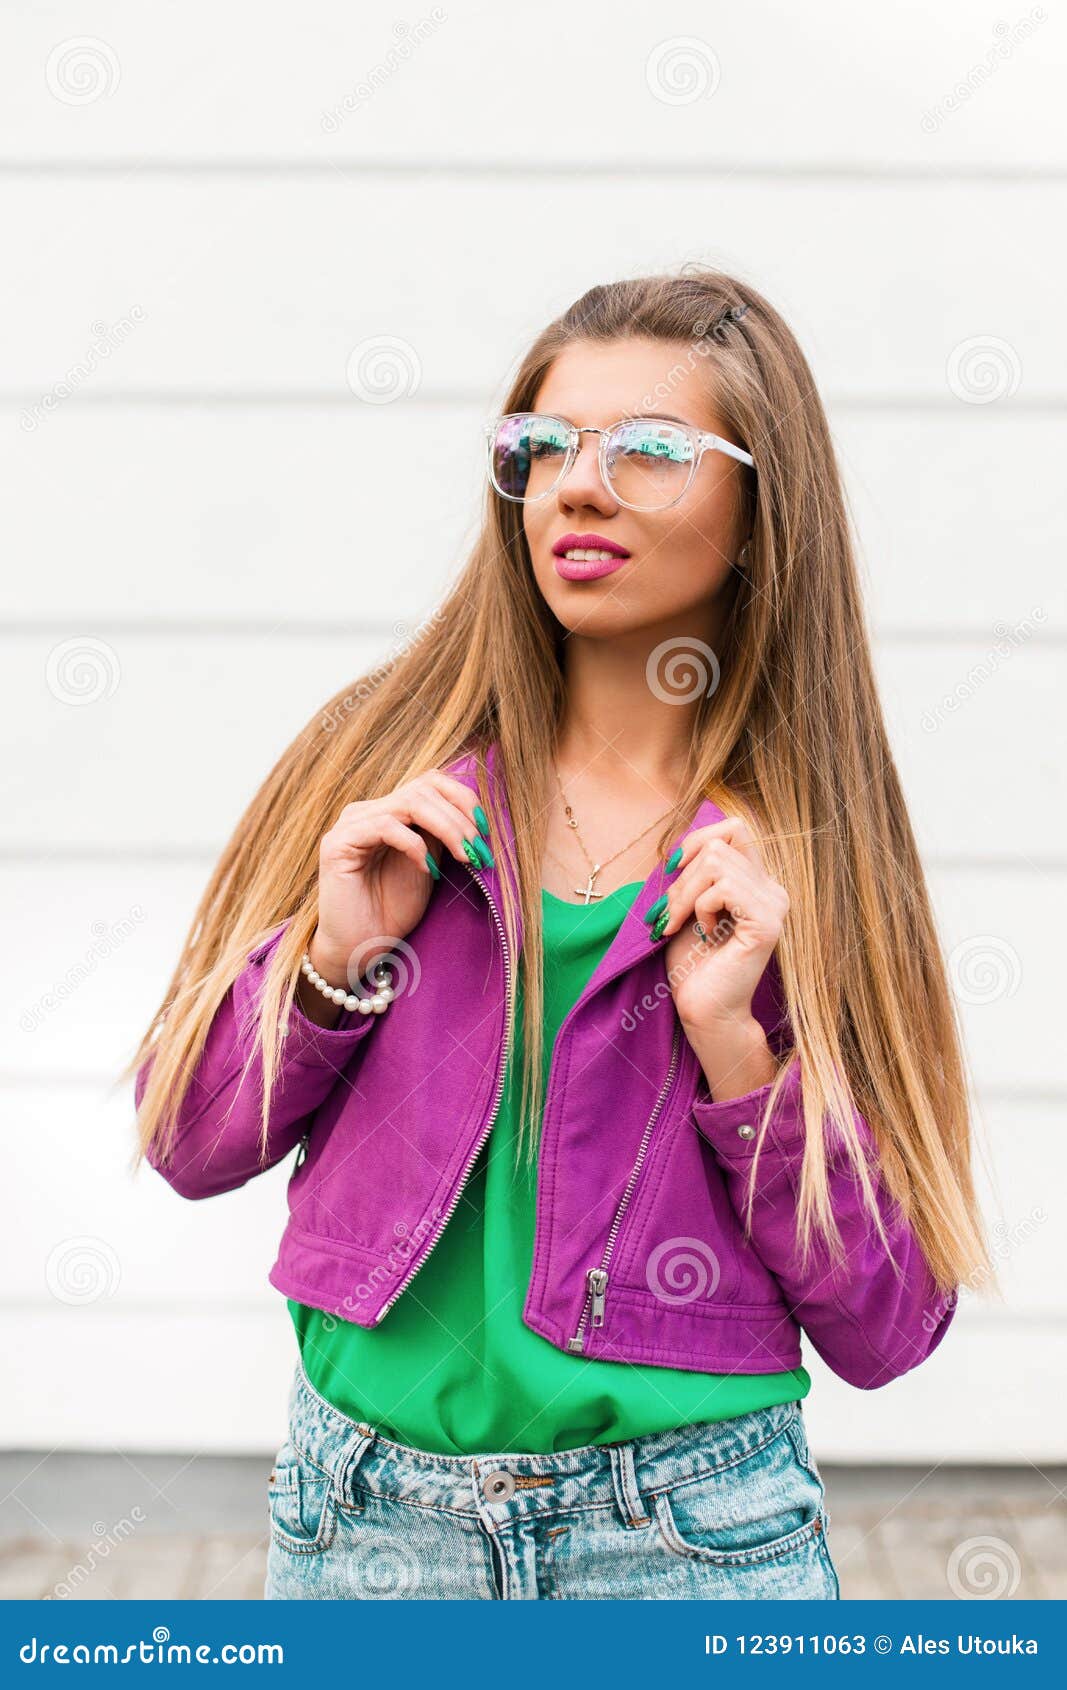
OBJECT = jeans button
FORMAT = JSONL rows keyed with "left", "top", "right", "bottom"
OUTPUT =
{"left": 482, "top": 1469, "right": 516, "bottom": 1502}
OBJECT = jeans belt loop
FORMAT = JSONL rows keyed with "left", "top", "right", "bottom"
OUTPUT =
{"left": 332, "top": 1421, "right": 376, "bottom": 1514}
{"left": 608, "top": 1442, "right": 651, "bottom": 1530}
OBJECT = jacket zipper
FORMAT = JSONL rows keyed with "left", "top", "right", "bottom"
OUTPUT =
{"left": 565, "top": 1021, "right": 681, "bottom": 1354}
{"left": 373, "top": 864, "right": 513, "bottom": 1324}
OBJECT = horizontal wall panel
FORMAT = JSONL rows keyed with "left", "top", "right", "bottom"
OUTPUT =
{"left": 1, "top": 634, "right": 1060, "bottom": 859}
{"left": 1, "top": 862, "right": 1060, "bottom": 1100}
{"left": 1, "top": 1, "right": 1062, "bottom": 169}
{"left": 0, "top": 1302, "right": 1060, "bottom": 1462}
{"left": 4, "top": 405, "right": 1062, "bottom": 633}
{"left": 0, "top": 179, "right": 1060, "bottom": 400}
{"left": 875, "top": 640, "right": 1062, "bottom": 860}
{"left": 1, "top": 1305, "right": 297, "bottom": 1455}
{"left": 802, "top": 1318, "right": 1067, "bottom": 1465}
{"left": 1, "top": 1079, "right": 1060, "bottom": 1315}
{"left": 4, "top": 1083, "right": 290, "bottom": 1308}
{"left": 1, "top": 402, "right": 479, "bottom": 628}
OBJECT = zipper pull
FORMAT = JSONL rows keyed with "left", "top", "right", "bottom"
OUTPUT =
{"left": 565, "top": 1267, "right": 610, "bottom": 1353}
{"left": 588, "top": 1268, "right": 608, "bottom": 1327}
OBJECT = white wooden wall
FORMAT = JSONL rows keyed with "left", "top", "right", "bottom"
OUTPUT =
{"left": 2, "top": 1, "right": 1063, "bottom": 1460}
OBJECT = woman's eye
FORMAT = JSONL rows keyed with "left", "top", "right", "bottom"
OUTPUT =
{"left": 528, "top": 436, "right": 567, "bottom": 459}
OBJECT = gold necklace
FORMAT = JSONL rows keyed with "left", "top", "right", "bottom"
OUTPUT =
{"left": 552, "top": 764, "right": 675, "bottom": 905}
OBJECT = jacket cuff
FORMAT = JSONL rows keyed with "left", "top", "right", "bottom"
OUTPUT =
{"left": 245, "top": 922, "right": 380, "bottom": 1067}
{"left": 691, "top": 1057, "right": 807, "bottom": 1161}
{"left": 279, "top": 991, "right": 379, "bottom": 1064}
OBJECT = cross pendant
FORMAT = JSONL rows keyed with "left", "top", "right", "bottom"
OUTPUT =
{"left": 574, "top": 867, "right": 603, "bottom": 904}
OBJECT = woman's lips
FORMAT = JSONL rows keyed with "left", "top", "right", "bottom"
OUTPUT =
{"left": 554, "top": 552, "right": 630, "bottom": 580}
{"left": 551, "top": 533, "right": 631, "bottom": 581}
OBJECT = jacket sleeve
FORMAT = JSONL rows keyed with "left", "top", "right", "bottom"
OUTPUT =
{"left": 691, "top": 1057, "right": 957, "bottom": 1390}
{"left": 137, "top": 923, "right": 379, "bottom": 1201}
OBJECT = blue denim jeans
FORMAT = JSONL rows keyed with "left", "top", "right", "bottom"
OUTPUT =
{"left": 264, "top": 1362, "right": 840, "bottom": 1600}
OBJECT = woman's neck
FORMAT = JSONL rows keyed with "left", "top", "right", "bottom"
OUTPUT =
{"left": 541, "top": 636, "right": 701, "bottom": 899}
{"left": 554, "top": 633, "right": 700, "bottom": 795}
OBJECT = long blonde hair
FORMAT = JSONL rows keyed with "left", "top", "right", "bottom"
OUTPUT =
{"left": 128, "top": 267, "right": 993, "bottom": 1298}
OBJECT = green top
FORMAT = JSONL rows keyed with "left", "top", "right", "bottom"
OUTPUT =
{"left": 289, "top": 880, "right": 809, "bottom": 1454}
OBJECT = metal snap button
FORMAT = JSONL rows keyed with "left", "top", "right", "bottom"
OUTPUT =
{"left": 482, "top": 1469, "right": 516, "bottom": 1502}
{"left": 737, "top": 1122, "right": 756, "bottom": 1140}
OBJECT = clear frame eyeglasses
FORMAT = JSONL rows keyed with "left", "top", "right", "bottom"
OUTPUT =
{"left": 485, "top": 412, "right": 755, "bottom": 513}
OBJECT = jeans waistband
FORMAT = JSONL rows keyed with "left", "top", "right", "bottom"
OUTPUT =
{"left": 284, "top": 1358, "right": 805, "bottom": 1524}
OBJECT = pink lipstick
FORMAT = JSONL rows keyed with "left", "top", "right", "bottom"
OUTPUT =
{"left": 551, "top": 531, "right": 632, "bottom": 581}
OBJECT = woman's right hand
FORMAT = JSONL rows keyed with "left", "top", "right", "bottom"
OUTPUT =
{"left": 306, "top": 768, "right": 493, "bottom": 994}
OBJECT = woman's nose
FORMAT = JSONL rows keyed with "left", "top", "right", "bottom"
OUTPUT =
{"left": 556, "top": 435, "right": 618, "bottom": 515}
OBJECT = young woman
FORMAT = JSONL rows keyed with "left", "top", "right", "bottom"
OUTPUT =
{"left": 131, "top": 269, "right": 990, "bottom": 1602}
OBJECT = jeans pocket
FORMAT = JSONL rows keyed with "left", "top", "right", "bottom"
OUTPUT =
{"left": 652, "top": 1421, "right": 828, "bottom": 1568}
{"left": 267, "top": 1445, "right": 337, "bottom": 1556}
{"left": 786, "top": 1415, "right": 840, "bottom": 1592}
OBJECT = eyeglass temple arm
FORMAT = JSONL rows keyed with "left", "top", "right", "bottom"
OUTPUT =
{"left": 702, "top": 432, "right": 755, "bottom": 468}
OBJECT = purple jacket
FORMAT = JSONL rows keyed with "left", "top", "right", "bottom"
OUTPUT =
{"left": 140, "top": 746, "right": 955, "bottom": 1389}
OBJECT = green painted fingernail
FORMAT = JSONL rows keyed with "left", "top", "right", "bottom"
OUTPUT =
{"left": 461, "top": 838, "right": 481, "bottom": 868}
{"left": 472, "top": 834, "right": 495, "bottom": 869}
{"left": 425, "top": 852, "right": 441, "bottom": 881}
{"left": 473, "top": 804, "right": 490, "bottom": 835}
{"left": 643, "top": 894, "right": 668, "bottom": 925}
{"left": 651, "top": 912, "right": 669, "bottom": 941}
{"left": 666, "top": 847, "right": 683, "bottom": 873}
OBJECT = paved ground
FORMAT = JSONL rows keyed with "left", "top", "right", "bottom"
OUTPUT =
{"left": 1, "top": 1455, "right": 1063, "bottom": 1600}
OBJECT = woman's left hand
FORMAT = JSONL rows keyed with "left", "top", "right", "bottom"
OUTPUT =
{"left": 660, "top": 817, "right": 789, "bottom": 1036}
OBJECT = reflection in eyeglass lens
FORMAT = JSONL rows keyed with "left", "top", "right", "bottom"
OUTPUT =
{"left": 606, "top": 422, "right": 694, "bottom": 507}
{"left": 492, "top": 414, "right": 570, "bottom": 499}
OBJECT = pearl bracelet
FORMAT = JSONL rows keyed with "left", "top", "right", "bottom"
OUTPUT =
{"left": 300, "top": 953, "right": 395, "bottom": 1016}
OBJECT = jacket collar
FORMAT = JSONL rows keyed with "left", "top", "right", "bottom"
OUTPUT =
{"left": 247, "top": 748, "right": 725, "bottom": 980}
